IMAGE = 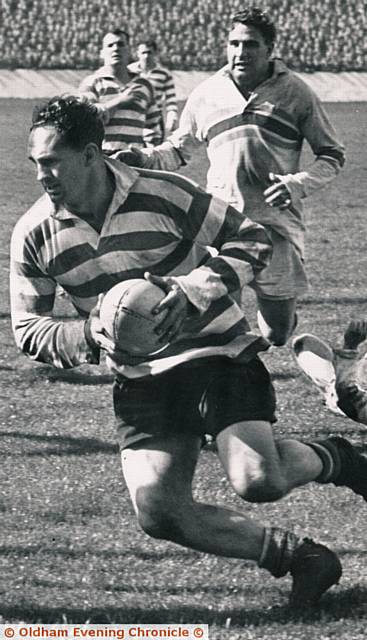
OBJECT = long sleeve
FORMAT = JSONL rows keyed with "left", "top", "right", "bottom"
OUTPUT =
{"left": 10, "top": 220, "right": 99, "bottom": 369}
{"left": 134, "top": 92, "right": 202, "bottom": 170}
{"left": 276, "top": 91, "right": 345, "bottom": 202}
{"left": 170, "top": 190, "right": 272, "bottom": 313}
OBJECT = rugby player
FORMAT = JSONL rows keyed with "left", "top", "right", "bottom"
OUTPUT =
{"left": 79, "top": 28, "right": 160, "bottom": 152}
{"left": 10, "top": 96, "right": 367, "bottom": 609}
{"left": 128, "top": 38, "right": 178, "bottom": 144}
{"left": 119, "top": 8, "right": 345, "bottom": 347}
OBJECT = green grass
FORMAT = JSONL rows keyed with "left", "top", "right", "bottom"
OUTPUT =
{"left": 1, "top": 100, "right": 367, "bottom": 638}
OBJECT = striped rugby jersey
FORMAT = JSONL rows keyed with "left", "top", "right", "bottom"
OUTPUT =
{"left": 142, "top": 60, "right": 345, "bottom": 257}
{"left": 128, "top": 62, "right": 177, "bottom": 118}
{"left": 79, "top": 67, "right": 161, "bottom": 151}
{"left": 10, "top": 158, "right": 272, "bottom": 377}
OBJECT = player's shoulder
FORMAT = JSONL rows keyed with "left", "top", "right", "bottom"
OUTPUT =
{"left": 187, "top": 67, "right": 228, "bottom": 101}
{"left": 12, "top": 194, "right": 54, "bottom": 241}
{"left": 79, "top": 67, "right": 105, "bottom": 86}
{"left": 130, "top": 72, "right": 155, "bottom": 94}
{"left": 273, "top": 59, "right": 319, "bottom": 100}
{"left": 127, "top": 61, "right": 140, "bottom": 75}
{"left": 151, "top": 65, "right": 173, "bottom": 78}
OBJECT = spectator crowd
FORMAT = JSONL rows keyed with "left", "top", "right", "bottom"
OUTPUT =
{"left": 0, "top": 0, "right": 365, "bottom": 71}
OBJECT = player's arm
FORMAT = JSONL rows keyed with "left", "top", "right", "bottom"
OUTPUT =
{"left": 153, "top": 190, "right": 272, "bottom": 316}
{"left": 10, "top": 227, "right": 100, "bottom": 369}
{"left": 163, "top": 72, "right": 178, "bottom": 134}
{"left": 264, "top": 90, "right": 345, "bottom": 209}
{"left": 143, "top": 82, "right": 162, "bottom": 147}
{"left": 113, "top": 92, "right": 201, "bottom": 170}
{"left": 79, "top": 77, "right": 149, "bottom": 124}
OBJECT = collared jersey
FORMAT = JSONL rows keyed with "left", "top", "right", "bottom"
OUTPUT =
{"left": 79, "top": 67, "right": 161, "bottom": 151}
{"left": 161, "top": 60, "right": 345, "bottom": 256}
{"left": 10, "top": 158, "right": 272, "bottom": 377}
{"left": 128, "top": 62, "right": 178, "bottom": 117}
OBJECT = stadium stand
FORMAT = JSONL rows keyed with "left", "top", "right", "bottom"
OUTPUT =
{"left": 0, "top": 0, "right": 365, "bottom": 71}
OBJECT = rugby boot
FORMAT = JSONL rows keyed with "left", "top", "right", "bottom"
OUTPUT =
{"left": 289, "top": 538, "right": 342, "bottom": 607}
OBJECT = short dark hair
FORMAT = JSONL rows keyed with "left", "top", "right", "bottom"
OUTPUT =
{"left": 230, "top": 7, "right": 276, "bottom": 46}
{"left": 137, "top": 38, "right": 158, "bottom": 52}
{"left": 31, "top": 96, "right": 105, "bottom": 150}
{"left": 103, "top": 27, "right": 130, "bottom": 45}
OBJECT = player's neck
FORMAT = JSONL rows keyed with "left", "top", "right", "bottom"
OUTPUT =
{"left": 71, "top": 166, "right": 115, "bottom": 232}
{"left": 107, "top": 63, "right": 130, "bottom": 83}
{"left": 141, "top": 60, "right": 155, "bottom": 71}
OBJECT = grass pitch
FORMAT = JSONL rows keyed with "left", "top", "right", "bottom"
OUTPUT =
{"left": 1, "top": 100, "right": 367, "bottom": 638}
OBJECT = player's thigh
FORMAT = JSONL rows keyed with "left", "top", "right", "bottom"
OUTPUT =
{"left": 216, "top": 420, "right": 286, "bottom": 500}
{"left": 121, "top": 432, "right": 202, "bottom": 513}
{"left": 251, "top": 228, "right": 308, "bottom": 299}
{"left": 257, "top": 296, "right": 297, "bottom": 329}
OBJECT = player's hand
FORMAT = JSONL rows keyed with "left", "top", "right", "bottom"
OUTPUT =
{"left": 165, "top": 113, "right": 177, "bottom": 136}
{"left": 86, "top": 294, "right": 116, "bottom": 352}
{"left": 264, "top": 172, "right": 292, "bottom": 210}
{"left": 343, "top": 319, "right": 367, "bottom": 350}
{"left": 112, "top": 147, "right": 146, "bottom": 168}
{"left": 86, "top": 295, "right": 146, "bottom": 365}
{"left": 144, "top": 271, "right": 191, "bottom": 343}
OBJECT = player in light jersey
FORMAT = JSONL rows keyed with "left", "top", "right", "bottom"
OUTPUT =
{"left": 119, "top": 8, "right": 345, "bottom": 347}
{"left": 79, "top": 28, "right": 160, "bottom": 152}
{"left": 128, "top": 38, "right": 178, "bottom": 144}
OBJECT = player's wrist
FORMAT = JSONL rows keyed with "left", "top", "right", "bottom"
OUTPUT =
{"left": 84, "top": 318, "right": 101, "bottom": 352}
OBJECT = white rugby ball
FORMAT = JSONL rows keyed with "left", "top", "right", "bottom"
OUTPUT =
{"left": 100, "top": 279, "right": 169, "bottom": 356}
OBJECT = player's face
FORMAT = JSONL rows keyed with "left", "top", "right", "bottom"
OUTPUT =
{"left": 227, "top": 23, "right": 272, "bottom": 90}
{"left": 28, "top": 126, "right": 88, "bottom": 209}
{"left": 137, "top": 45, "right": 155, "bottom": 70}
{"left": 102, "top": 32, "right": 130, "bottom": 67}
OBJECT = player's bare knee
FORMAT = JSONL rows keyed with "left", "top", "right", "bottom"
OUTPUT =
{"left": 135, "top": 488, "right": 187, "bottom": 541}
{"left": 266, "top": 325, "right": 291, "bottom": 347}
{"left": 229, "top": 467, "right": 286, "bottom": 502}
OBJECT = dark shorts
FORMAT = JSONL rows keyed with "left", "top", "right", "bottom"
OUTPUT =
{"left": 113, "top": 357, "right": 277, "bottom": 450}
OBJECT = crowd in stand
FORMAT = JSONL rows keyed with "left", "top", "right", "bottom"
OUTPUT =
{"left": 0, "top": 0, "right": 365, "bottom": 71}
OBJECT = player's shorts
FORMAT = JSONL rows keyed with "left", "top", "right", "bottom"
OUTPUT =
{"left": 113, "top": 356, "right": 277, "bottom": 450}
{"left": 250, "top": 228, "right": 308, "bottom": 300}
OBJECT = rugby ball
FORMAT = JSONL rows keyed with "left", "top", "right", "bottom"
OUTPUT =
{"left": 99, "top": 278, "right": 169, "bottom": 356}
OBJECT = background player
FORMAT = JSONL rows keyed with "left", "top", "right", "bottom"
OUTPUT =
{"left": 119, "top": 8, "right": 345, "bottom": 347}
{"left": 79, "top": 28, "right": 160, "bottom": 152}
{"left": 128, "top": 38, "right": 178, "bottom": 144}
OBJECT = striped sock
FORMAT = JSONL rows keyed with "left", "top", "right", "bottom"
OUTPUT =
{"left": 308, "top": 440, "right": 342, "bottom": 483}
{"left": 258, "top": 527, "right": 300, "bottom": 577}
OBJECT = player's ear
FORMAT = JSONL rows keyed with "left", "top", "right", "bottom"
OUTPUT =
{"left": 84, "top": 143, "right": 100, "bottom": 166}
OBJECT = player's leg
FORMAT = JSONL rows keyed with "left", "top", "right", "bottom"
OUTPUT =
{"left": 114, "top": 369, "right": 267, "bottom": 559}
{"left": 121, "top": 432, "right": 341, "bottom": 608}
{"left": 251, "top": 228, "right": 307, "bottom": 346}
{"left": 257, "top": 296, "right": 297, "bottom": 347}
{"left": 207, "top": 357, "right": 367, "bottom": 503}
{"left": 121, "top": 433, "right": 264, "bottom": 559}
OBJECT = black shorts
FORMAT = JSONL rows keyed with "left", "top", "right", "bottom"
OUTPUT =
{"left": 113, "top": 357, "right": 277, "bottom": 450}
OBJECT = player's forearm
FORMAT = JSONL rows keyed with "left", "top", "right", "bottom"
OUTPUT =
{"left": 135, "top": 140, "right": 185, "bottom": 170}
{"left": 279, "top": 156, "right": 343, "bottom": 202}
{"left": 99, "top": 94, "right": 141, "bottom": 120}
{"left": 174, "top": 220, "right": 272, "bottom": 313}
{"left": 13, "top": 314, "right": 99, "bottom": 368}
